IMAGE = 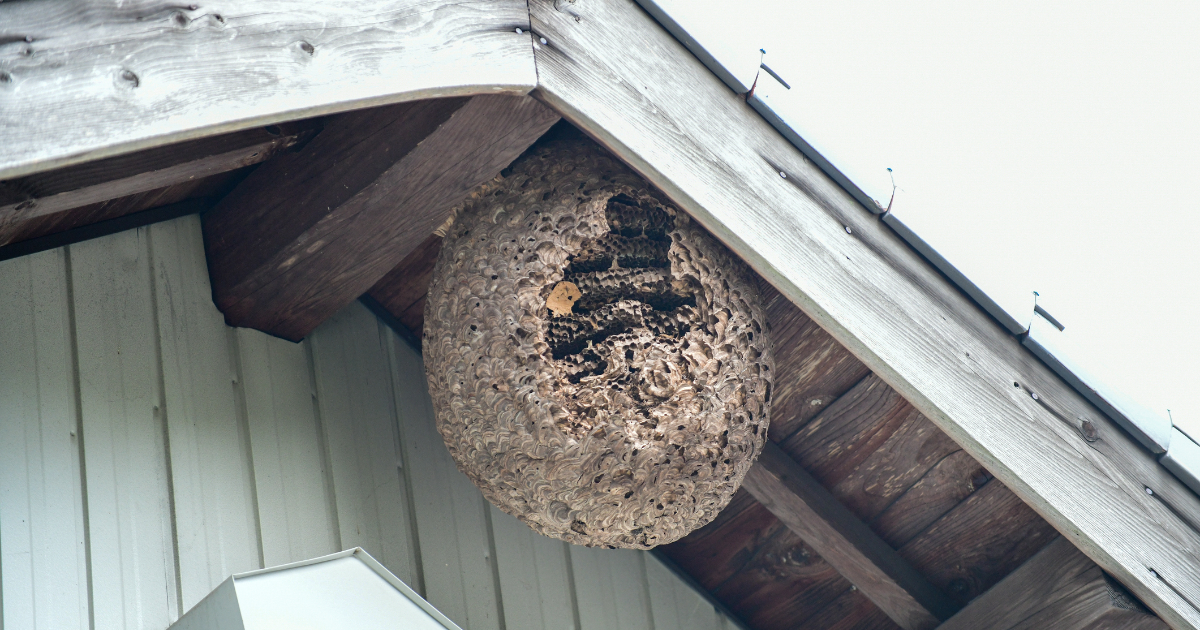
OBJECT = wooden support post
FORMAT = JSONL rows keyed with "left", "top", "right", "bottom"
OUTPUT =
{"left": 938, "top": 537, "right": 1167, "bottom": 630}
{"left": 742, "top": 442, "right": 959, "bottom": 630}
{"left": 203, "top": 95, "right": 559, "bottom": 341}
{"left": 0, "top": 123, "right": 317, "bottom": 247}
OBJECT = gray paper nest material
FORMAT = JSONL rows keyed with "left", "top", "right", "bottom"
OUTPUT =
{"left": 423, "top": 128, "right": 774, "bottom": 549}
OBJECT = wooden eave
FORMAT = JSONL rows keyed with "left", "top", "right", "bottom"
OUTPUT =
{"left": 2, "top": 1, "right": 1198, "bottom": 629}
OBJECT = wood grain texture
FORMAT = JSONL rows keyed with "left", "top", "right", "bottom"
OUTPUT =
{"left": 0, "top": 0, "right": 537, "bottom": 179}
{"left": 69, "top": 228, "right": 180, "bottom": 628}
{"left": 939, "top": 537, "right": 1167, "bottom": 630}
{"left": 711, "top": 527, "right": 850, "bottom": 629}
{"left": 898, "top": 479, "right": 1058, "bottom": 604}
{"left": 659, "top": 490, "right": 773, "bottom": 591}
{"left": 0, "top": 249, "right": 89, "bottom": 630}
{"left": 0, "top": 122, "right": 315, "bottom": 233}
{"left": 871, "top": 450, "right": 991, "bottom": 549}
{"left": 205, "top": 94, "right": 560, "bottom": 340}
{"left": 0, "top": 171, "right": 240, "bottom": 248}
{"left": 743, "top": 443, "right": 955, "bottom": 629}
{"left": 309, "top": 302, "right": 420, "bottom": 587}
{"left": 528, "top": 1, "right": 1200, "bottom": 626}
{"left": 149, "top": 216, "right": 261, "bottom": 610}
{"left": 367, "top": 234, "right": 444, "bottom": 333}
{"left": 763, "top": 285, "right": 871, "bottom": 442}
{"left": 779, "top": 375, "right": 918, "bottom": 488}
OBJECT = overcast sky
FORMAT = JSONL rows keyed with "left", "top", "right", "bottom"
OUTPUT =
{"left": 656, "top": 1, "right": 1199, "bottom": 436}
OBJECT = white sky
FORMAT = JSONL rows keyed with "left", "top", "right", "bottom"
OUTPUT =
{"left": 657, "top": 1, "right": 1200, "bottom": 436}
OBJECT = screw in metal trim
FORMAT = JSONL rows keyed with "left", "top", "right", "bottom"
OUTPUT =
{"left": 1146, "top": 487, "right": 1155, "bottom": 496}
{"left": 1031, "top": 392, "right": 1039, "bottom": 400}
{"left": 779, "top": 171, "right": 786, "bottom": 179}
{"left": 844, "top": 226, "right": 852, "bottom": 234}
{"left": 540, "top": 37, "right": 548, "bottom": 45}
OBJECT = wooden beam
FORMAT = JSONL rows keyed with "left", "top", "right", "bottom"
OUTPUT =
{"left": 0, "top": 122, "right": 317, "bottom": 242}
{"left": 742, "top": 442, "right": 958, "bottom": 630}
{"left": 0, "top": 0, "right": 536, "bottom": 179}
{"left": 939, "top": 537, "right": 1167, "bottom": 630}
{"left": 203, "top": 95, "right": 559, "bottom": 341}
{"left": 527, "top": 1, "right": 1200, "bottom": 626}
{"left": 0, "top": 199, "right": 207, "bottom": 263}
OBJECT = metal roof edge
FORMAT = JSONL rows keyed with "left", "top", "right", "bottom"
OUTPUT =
{"left": 1161, "top": 428, "right": 1200, "bottom": 497}
{"left": 1024, "top": 315, "right": 1172, "bottom": 454}
{"left": 882, "top": 194, "right": 1027, "bottom": 336}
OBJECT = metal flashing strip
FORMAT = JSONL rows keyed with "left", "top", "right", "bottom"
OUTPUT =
{"left": 1024, "top": 315, "right": 1173, "bottom": 454}
{"left": 632, "top": 0, "right": 886, "bottom": 215}
{"left": 747, "top": 94, "right": 887, "bottom": 215}
{"left": 1161, "top": 429, "right": 1200, "bottom": 497}
{"left": 882, "top": 193, "right": 1027, "bottom": 336}
{"left": 632, "top": 0, "right": 750, "bottom": 94}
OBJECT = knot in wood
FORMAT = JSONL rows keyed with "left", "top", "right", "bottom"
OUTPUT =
{"left": 423, "top": 128, "right": 773, "bottom": 549}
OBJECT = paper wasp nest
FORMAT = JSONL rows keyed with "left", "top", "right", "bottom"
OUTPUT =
{"left": 424, "top": 127, "right": 772, "bottom": 548}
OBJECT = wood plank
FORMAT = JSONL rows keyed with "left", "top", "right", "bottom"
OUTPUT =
{"left": 871, "top": 450, "right": 991, "bottom": 548}
{"left": 710, "top": 526, "right": 850, "bottom": 630}
{"left": 801, "top": 588, "right": 902, "bottom": 630}
{"left": 0, "top": 122, "right": 315, "bottom": 235}
{"left": 938, "top": 537, "right": 1167, "bottom": 630}
{"left": 149, "top": 216, "right": 261, "bottom": 610}
{"left": 831, "top": 413, "right": 963, "bottom": 525}
{"left": 646, "top": 554, "right": 722, "bottom": 630}
{"left": 0, "top": 0, "right": 537, "bottom": 179}
{"left": 308, "top": 301, "right": 420, "bottom": 587}
{"left": 743, "top": 443, "right": 957, "bottom": 630}
{"left": 386, "top": 328, "right": 503, "bottom": 629}
{"left": 0, "top": 171, "right": 241, "bottom": 249}
{"left": 367, "top": 233, "right": 444, "bottom": 333}
{"left": 204, "top": 94, "right": 560, "bottom": 341}
{"left": 0, "top": 249, "right": 89, "bottom": 630}
{"left": 569, "top": 546, "right": 655, "bottom": 630}
{"left": 898, "top": 479, "right": 1058, "bottom": 604}
{"left": 763, "top": 286, "right": 872, "bottom": 442}
{"left": 0, "top": 198, "right": 210, "bottom": 264}
{"left": 779, "top": 374, "right": 920, "bottom": 493}
{"left": 69, "top": 228, "right": 180, "bottom": 628}
{"left": 234, "top": 329, "right": 340, "bottom": 567}
{"left": 659, "top": 489, "right": 774, "bottom": 591}
{"left": 489, "top": 506, "right": 578, "bottom": 630}
{"left": 527, "top": 1, "right": 1200, "bottom": 626}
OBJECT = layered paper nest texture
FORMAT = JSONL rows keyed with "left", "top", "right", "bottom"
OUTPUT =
{"left": 424, "top": 129, "right": 773, "bottom": 549}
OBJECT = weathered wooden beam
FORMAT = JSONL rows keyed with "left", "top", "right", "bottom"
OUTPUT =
{"left": 0, "top": 0, "right": 537, "bottom": 179}
{"left": 527, "top": 1, "right": 1200, "bottom": 626}
{"left": 203, "top": 95, "right": 559, "bottom": 341}
{"left": 938, "top": 537, "right": 1167, "bottom": 630}
{"left": 0, "top": 199, "right": 207, "bottom": 263}
{"left": 0, "top": 122, "right": 317, "bottom": 243}
{"left": 742, "top": 442, "right": 958, "bottom": 630}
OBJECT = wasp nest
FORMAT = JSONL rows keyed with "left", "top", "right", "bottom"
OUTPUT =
{"left": 424, "top": 127, "right": 772, "bottom": 549}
